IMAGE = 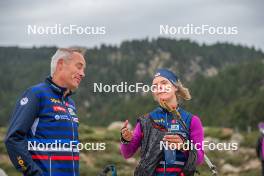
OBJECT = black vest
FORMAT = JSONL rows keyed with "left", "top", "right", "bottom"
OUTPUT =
{"left": 134, "top": 107, "right": 195, "bottom": 176}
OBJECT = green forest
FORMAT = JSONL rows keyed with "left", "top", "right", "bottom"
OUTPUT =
{"left": 0, "top": 37, "right": 264, "bottom": 130}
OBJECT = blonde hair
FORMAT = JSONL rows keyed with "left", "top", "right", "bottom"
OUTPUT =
{"left": 152, "top": 80, "right": 191, "bottom": 102}
{"left": 175, "top": 81, "right": 191, "bottom": 100}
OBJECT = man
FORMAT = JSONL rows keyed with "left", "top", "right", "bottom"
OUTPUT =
{"left": 5, "top": 48, "right": 86, "bottom": 176}
{"left": 257, "top": 122, "right": 264, "bottom": 176}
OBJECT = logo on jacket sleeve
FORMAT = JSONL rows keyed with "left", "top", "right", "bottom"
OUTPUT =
{"left": 17, "top": 156, "right": 27, "bottom": 171}
{"left": 20, "top": 97, "right": 28, "bottom": 105}
{"left": 53, "top": 106, "right": 66, "bottom": 112}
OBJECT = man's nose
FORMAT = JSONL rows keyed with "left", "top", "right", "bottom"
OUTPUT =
{"left": 80, "top": 69, "right": 85, "bottom": 78}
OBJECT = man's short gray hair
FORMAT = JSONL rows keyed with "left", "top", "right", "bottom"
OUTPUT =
{"left": 50, "top": 48, "right": 85, "bottom": 76}
{"left": 50, "top": 49, "right": 72, "bottom": 76}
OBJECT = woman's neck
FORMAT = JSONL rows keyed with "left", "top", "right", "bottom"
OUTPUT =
{"left": 160, "top": 96, "right": 178, "bottom": 110}
{"left": 167, "top": 99, "right": 178, "bottom": 109}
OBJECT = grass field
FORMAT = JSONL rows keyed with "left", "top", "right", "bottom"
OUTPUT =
{"left": 0, "top": 125, "right": 262, "bottom": 176}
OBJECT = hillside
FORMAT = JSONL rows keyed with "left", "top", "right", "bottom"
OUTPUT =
{"left": 0, "top": 38, "right": 264, "bottom": 129}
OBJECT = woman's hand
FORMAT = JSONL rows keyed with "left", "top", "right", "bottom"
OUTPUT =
{"left": 163, "top": 134, "right": 185, "bottom": 150}
{"left": 121, "top": 120, "right": 133, "bottom": 142}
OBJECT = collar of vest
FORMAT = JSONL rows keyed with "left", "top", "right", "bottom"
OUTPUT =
{"left": 149, "top": 106, "right": 191, "bottom": 130}
{"left": 45, "top": 76, "right": 74, "bottom": 97}
{"left": 159, "top": 105, "right": 180, "bottom": 113}
{"left": 151, "top": 105, "right": 181, "bottom": 119}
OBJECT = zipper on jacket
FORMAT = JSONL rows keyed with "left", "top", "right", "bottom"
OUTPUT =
{"left": 62, "top": 97, "right": 75, "bottom": 176}
{"left": 49, "top": 155, "right": 52, "bottom": 176}
{"left": 71, "top": 115, "right": 76, "bottom": 176}
{"left": 62, "top": 96, "right": 76, "bottom": 176}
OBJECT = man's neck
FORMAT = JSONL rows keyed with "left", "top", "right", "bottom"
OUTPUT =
{"left": 52, "top": 75, "right": 66, "bottom": 88}
{"left": 63, "top": 90, "right": 70, "bottom": 98}
{"left": 52, "top": 75, "right": 70, "bottom": 97}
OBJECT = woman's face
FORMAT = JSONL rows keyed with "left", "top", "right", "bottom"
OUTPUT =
{"left": 152, "top": 76, "right": 177, "bottom": 102}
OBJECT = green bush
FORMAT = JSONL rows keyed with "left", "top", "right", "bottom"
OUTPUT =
{"left": 241, "top": 131, "right": 259, "bottom": 148}
{"left": 204, "top": 127, "right": 232, "bottom": 140}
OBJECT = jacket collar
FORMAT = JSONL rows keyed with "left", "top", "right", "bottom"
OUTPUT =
{"left": 159, "top": 104, "right": 180, "bottom": 113}
{"left": 45, "top": 76, "right": 73, "bottom": 97}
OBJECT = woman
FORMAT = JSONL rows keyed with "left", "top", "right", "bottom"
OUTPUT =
{"left": 256, "top": 122, "right": 264, "bottom": 176}
{"left": 120, "top": 68, "right": 204, "bottom": 176}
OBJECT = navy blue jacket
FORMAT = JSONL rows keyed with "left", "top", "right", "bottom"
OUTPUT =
{"left": 5, "top": 77, "right": 79, "bottom": 176}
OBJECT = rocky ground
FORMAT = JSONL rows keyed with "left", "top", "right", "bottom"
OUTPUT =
{"left": 0, "top": 124, "right": 262, "bottom": 176}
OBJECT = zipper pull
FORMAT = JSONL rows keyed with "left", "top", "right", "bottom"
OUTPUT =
{"left": 61, "top": 97, "right": 65, "bottom": 104}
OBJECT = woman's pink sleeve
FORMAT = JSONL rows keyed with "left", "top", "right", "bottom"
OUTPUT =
{"left": 120, "top": 122, "right": 142, "bottom": 159}
{"left": 190, "top": 115, "right": 205, "bottom": 165}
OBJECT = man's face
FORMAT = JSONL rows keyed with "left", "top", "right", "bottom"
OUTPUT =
{"left": 59, "top": 52, "right": 86, "bottom": 90}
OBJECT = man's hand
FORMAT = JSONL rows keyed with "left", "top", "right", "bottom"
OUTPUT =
{"left": 163, "top": 134, "right": 185, "bottom": 150}
{"left": 121, "top": 120, "right": 133, "bottom": 142}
